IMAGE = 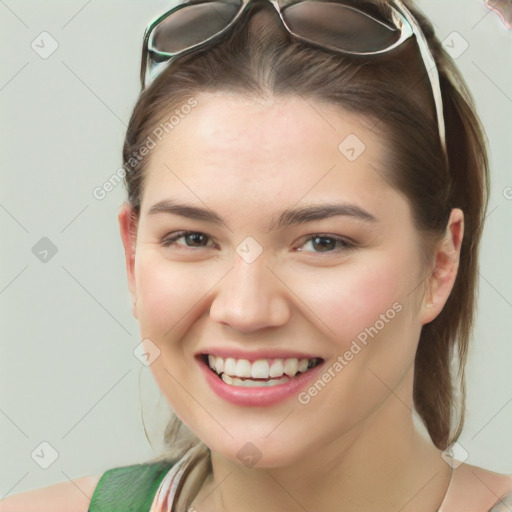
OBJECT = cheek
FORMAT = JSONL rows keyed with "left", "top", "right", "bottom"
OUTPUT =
{"left": 289, "top": 255, "right": 415, "bottom": 348}
{"left": 134, "top": 252, "right": 205, "bottom": 415}
{"left": 134, "top": 250, "right": 205, "bottom": 339}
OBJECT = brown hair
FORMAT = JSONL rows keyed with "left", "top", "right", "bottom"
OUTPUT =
{"left": 125, "top": 0, "right": 489, "bottom": 466}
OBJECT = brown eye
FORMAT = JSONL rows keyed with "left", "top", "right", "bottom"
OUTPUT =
{"left": 296, "top": 234, "right": 354, "bottom": 253}
{"left": 161, "top": 231, "right": 213, "bottom": 248}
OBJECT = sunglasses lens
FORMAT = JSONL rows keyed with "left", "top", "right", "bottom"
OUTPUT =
{"left": 282, "top": 2, "right": 401, "bottom": 53}
{"left": 150, "top": 0, "right": 242, "bottom": 55}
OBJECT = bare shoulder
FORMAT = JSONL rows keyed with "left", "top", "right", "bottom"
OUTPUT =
{"left": 0, "top": 474, "right": 102, "bottom": 512}
{"left": 461, "top": 463, "right": 512, "bottom": 496}
{"left": 444, "top": 462, "right": 512, "bottom": 511}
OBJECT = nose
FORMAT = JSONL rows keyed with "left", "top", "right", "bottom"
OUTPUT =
{"left": 209, "top": 251, "right": 291, "bottom": 333}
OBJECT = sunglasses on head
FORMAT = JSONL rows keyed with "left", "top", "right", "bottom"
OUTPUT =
{"left": 140, "top": 0, "right": 446, "bottom": 154}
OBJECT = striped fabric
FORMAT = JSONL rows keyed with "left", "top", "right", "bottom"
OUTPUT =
{"left": 88, "top": 457, "right": 512, "bottom": 512}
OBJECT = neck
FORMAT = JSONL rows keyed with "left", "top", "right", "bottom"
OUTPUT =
{"left": 190, "top": 369, "right": 452, "bottom": 512}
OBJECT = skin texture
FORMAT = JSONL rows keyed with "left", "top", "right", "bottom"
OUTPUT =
{"left": 2, "top": 95, "right": 510, "bottom": 512}
{"left": 0, "top": 475, "right": 100, "bottom": 512}
{"left": 118, "top": 92, "right": 464, "bottom": 511}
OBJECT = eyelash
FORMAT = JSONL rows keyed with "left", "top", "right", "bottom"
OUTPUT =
{"left": 160, "top": 230, "right": 356, "bottom": 254}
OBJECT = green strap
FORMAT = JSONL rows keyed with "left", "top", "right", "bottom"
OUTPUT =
{"left": 88, "top": 460, "right": 174, "bottom": 512}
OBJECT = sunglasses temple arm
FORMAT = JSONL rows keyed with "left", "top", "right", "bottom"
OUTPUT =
{"left": 394, "top": 0, "right": 447, "bottom": 155}
{"left": 140, "top": 0, "right": 447, "bottom": 156}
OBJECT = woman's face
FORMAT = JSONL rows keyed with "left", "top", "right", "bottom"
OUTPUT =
{"left": 122, "top": 92, "right": 438, "bottom": 467}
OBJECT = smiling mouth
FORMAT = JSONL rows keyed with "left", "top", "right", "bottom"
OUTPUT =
{"left": 201, "top": 354, "right": 323, "bottom": 387}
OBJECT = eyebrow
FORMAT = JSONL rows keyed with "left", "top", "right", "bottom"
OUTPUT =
{"left": 147, "top": 199, "right": 378, "bottom": 231}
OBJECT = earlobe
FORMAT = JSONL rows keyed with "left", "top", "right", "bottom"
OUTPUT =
{"left": 118, "top": 202, "right": 139, "bottom": 319}
{"left": 421, "top": 208, "right": 464, "bottom": 324}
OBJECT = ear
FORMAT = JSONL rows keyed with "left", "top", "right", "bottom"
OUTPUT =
{"left": 118, "top": 202, "right": 139, "bottom": 319}
{"left": 420, "top": 208, "right": 464, "bottom": 325}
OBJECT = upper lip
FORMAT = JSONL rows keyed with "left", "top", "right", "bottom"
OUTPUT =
{"left": 196, "top": 347, "right": 323, "bottom": 361}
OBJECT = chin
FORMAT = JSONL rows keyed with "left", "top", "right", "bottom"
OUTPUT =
{"left": 194, "top": 423, "right": 318, "bottom": 470}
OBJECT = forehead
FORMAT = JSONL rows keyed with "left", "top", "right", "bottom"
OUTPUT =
{"left": 141, "top": 92, "right": 399, "bottom": 218}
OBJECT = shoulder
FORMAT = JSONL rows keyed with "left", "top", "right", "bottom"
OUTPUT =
{"left": 489, "top": 491, "right": 512, "bottom": 512}
{"left": 0, "top": 474, "right": 101, "bottom": 512}
{"left": 0, "top": 459, "right": 175, "bottom": 512}
{"left": 88, "top": 459, "right": 175, "bottom": 511}
{"left": 442, "top": 461, "right": 512, "bottom": 512}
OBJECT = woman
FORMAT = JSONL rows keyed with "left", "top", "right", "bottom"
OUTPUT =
{"left": 2, "top": 0, "right": 511, "bottom": 510}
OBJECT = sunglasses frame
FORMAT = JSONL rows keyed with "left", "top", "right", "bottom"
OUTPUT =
{"left": 139, "top": 0, "right": 446, "bottom": 154}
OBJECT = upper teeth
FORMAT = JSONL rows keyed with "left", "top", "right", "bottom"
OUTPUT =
{"left": 207, "top": 355, "right": 319, "bottom": 379}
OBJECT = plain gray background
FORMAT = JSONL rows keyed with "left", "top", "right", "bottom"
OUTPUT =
{"left": 1, "top": 0, "right": 511, "bottom": 497}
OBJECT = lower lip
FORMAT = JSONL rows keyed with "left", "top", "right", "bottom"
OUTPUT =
{"left": 198, "top": 356, "right": 326, "bottom": 407}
